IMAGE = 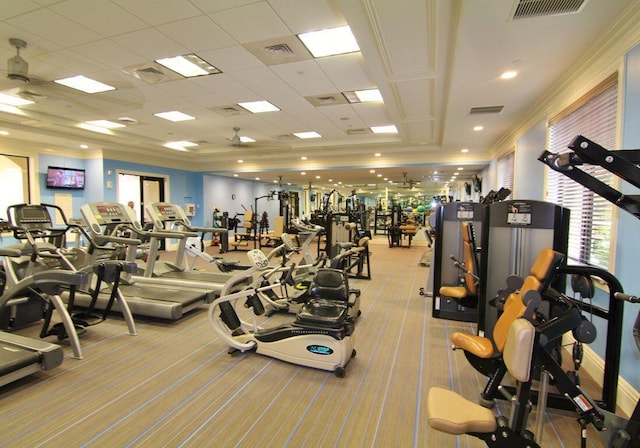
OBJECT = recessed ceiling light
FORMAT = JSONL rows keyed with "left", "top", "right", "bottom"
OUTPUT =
{"left": 473, "top": 125, "right": 484, "bottom": 131}
{"left": 328, "top": 179, "right": 333, "bottom": 182}
{"left": 237, "top": 100, "right": 279, "bottom": 113}
{"left": 294, "top": 131, "right": 321, "bottom": 139}
{"left": 155, "top": 54, "right": 221, "bottom": 78}
{"left": 369, "top": 169, "right": 375, "bottom": 173}
{"left": 500, "top": 70, "right": 518, "bottom": 80}
{"left": 374, "top": 152, "right": 382, "bottom": 157}
{"left": 54, "top": 75, "right": 115, "bottom": 93}
{"left": 154, "top": 111, "right": 195, "bottom": 122}
{"left": 0, "top": 130, "right": 9, "bottom": 136}
{"left": 80, "top": 144, "right": 88, "bottom": 149}
{"left": 301, "top": 171, "right": 306, "bottom": 175}
{"left": 233, "top": 174, "right": 238, "bottom": 177}
{"left": 85, "top": 120, "right": 125, "bottom": 129}
{"left": 298, "top": 25, "right": 359, "bottom": 58}
{"left": 237, "top": 159, "right": 243, "bottom": 163}
{"left": 315, "top": 175, "right": 321, "bottom": 179}
{"left": 371, "top": 125, "right": 398, "bottom": 134}
{"left": 0, "top": 93, "right": 34, "bottom": 106}
{"left": 377, "top": 174, "right": 382, "bottom": 177}
{"left": 458, "top": 167, "right": 464, "bottom": 170}
{"left": 300, "top": 156, "right": 308, "bottom": 160}
{"left": 461, "top": 148, "right": 469, "bottom": 153}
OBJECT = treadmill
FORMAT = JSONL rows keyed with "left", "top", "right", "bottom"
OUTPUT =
{"left": 137, "top": 202, "right": 241, "bottom": 292}
{"left": 0, "top": 268, "right": 85, "bottom": 380}
{"left": 80, "top": 202, "right": 212, "bottom": 320}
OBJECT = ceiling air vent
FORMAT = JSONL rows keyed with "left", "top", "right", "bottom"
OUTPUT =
{"left": 346, "top": 128, "right": 373, "bottom": 135}
{"left": 512, "top": 0, "right": 587, "bottom": 20}
{"left": 263, "top": 43, "right": 295, "bottom": 58}
{"left": 469, "top": 105, "right": 504, "bottom": 115}
{"left": 133, "top": 66, "right": 166, "bottom": 84}
{"left": 211, "top": 105, "right": 250, "bottom": 116}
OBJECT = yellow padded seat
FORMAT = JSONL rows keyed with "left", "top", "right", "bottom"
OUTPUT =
{"left": 427, "top": 387, "right": 497, "bottom": 434}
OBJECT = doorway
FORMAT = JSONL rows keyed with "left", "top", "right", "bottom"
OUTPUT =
{"left": 118, "top": 173, "right": 166, "bottom": 225}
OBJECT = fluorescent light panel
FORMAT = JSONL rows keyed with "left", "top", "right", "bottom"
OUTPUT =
{"left": 354, "top": 89, "right": 382, "bottom": 102}
{"left": 371, "top": 125, "right": 398, "bottom": 134}
{"left": 237, "top": 100, "right": 279, "bottom": 113}
{"left": 155, "top": 54, "right": 220, "bottom": 78}
{"left": 154, "top": 111, "right": 195, "bottom": 121}
{"left": 294, "top": 131, "right": 321, "bottom": 139}
{"left": 164, "top": 141, "right": 198, "bottom": 151}
{"left": 84, "top": 120, "right": 125, "bottom": 129}
{"left": 54, "top": 75, "right": 115, "bottom": 93}
{"left": 298, "top": 26, "right": 359, "bottom": 58}
{"left": 0, "top": 93, "right": 34, "bottom": 106}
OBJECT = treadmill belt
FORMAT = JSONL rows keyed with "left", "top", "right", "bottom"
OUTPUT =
{"left": 0, "top": 343, "right": 40, "bottom": 376}
{"left": 117, "top": 284, "right": 206, "bottom": 306}
{"left": 160, "top": 270, "right": 233, "bottom": 284}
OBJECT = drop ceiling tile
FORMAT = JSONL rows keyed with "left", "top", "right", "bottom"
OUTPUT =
{"left": 156, "top": 15, "right": 236, "bottom": 52}
{"left": 113, "top": 0, "right": 201, "bottom": 26}
{"left": 33, "top": 48, "right": 108, "bottom": 77}
{"left": 316, "top": 53, "right": 373, "bottom": 91}
{"left": 111, "top": 28, "right": 187, "bottom": 60}
{"left": 0, "top": 0, "right": 41, "bottom": 20}
{"left": 233, "top": 67, "right": 283, "bottom": 88}
{"left": 271, "top": 60, "right": 337, "bottom": 96}
{"left": 197, "top": 45, "right": 263, "bottom": 73}
{"left": 7, "top": 8, "right": 101, "bottom": 47}
{"left": 71, "top": 39, "right": 146, "bottom": 69}
{"left": 50, "top": 0, "right": 147, "bottom": 37}
{"left": 188, "top": 0, "right": 257, "bottom": 15}
{"left": 268, "top": 0, "right": 346, "bottom": 34}
{"left": 210, "top": 2, "right": 290, "bottom": 43}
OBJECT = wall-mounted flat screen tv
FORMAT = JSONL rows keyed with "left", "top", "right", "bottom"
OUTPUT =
{"left": 46, "top": 166, "right": 85, "bottom": 190}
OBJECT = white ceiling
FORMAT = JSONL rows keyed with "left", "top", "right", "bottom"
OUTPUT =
{"left": 0, "top": 0, "right": 634, "bottom": 198}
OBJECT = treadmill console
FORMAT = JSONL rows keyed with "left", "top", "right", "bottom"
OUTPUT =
{"left": 248, "top": 249, "right": 269, "bottom": 269}
{"left": 147, "top": 202, "right": 191, "bottom": 229}
{"left": 80, "top": 202, "right": 142, "bottom": 235}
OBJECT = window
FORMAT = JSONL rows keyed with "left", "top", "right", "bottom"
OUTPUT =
{"left": 0, "top": 154, "right": 30, "bottom": 221}
{"left": 546, "top": 74, "right": 617, "bottom": 268}
{"left": 497, "top": 151, "right": 514, "bottom": 200}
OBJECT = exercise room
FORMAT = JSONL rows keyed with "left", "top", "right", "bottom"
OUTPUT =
{"left": 1, "top": 1, "right": 640, "bottom": 447}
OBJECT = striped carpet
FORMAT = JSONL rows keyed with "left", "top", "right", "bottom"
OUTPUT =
{"left": 0, "top": 235, "right": 604, "bottom": 447}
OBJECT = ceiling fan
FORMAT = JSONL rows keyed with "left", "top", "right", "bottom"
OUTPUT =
{"left": 229, "top": 127, "right": 245, "bottom": 147}
{"left": 1, "top": 38, "right": 145, "bottom": 111}
{"left": 397, "top": 172, "right": 419, "bottom": 190}
{"left": 0, "top": 38, "right": 52, "bottom": 101}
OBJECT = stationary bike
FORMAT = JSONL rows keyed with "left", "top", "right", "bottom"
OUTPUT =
{"left": 208, "top": 248, "right": 356, "bottom": 377}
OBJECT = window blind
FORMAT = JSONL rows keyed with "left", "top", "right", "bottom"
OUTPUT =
{"left": 497, "top": 151, "right": 515, "bottom": 200}
{"left": 546, "top": 77, "right": 617, "bottom": 268}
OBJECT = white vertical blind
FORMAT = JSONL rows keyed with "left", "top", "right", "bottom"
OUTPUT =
{"left": 497, "top": 151, "right": 514, "bottom": 200}
{"left": 546, "top": 76, "right": 617, "bottom": 268}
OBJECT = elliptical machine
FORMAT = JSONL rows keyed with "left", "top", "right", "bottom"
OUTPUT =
{"left": 208, "top": 248, "right": 356, "bottom": 377}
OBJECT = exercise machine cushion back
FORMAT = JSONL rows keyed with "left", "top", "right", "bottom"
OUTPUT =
{"left": 451, "top": 248, "right": 563, "bottom": 359}
{"left": 439, "top": 221, "right": 478, "bottom": 300}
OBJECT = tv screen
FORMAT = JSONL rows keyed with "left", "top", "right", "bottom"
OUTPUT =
{"left": 46, "top": 166, "right": 85, "bottom": 190}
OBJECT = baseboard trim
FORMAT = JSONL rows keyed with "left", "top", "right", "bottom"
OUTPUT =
{"left": 563, "top": 334, "right": 639, "bottom": 416}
